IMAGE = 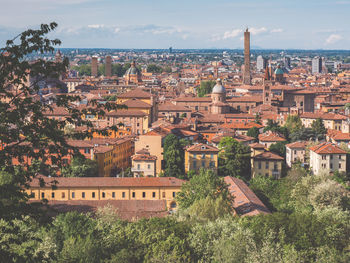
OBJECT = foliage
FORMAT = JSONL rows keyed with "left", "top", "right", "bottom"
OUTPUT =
{"left": 269, "top": 141, "right": 287, "bottom": 157}
{"left": 146, "top": 64, "right": 162, "bottom": 73}
{"left": 61, "top": 155, "right": 98, "bottom": 177}
{"left": 311, "top": 118, "right": 327, "bottom": 140}
{"left": 218, "top": 137, "right": 251, "bottom": 180}
{"left": 176, "top": 169, "right": 233, "bottom": 211}
{"left": 289, "top": 127, "right": 316, "bottom": 142}
{"left": 163, "top": 134, "right": 185, "bottom": 178}
{"left": 264, "top": 119, "right": 289, "bottom": 140}
{"left": 254, "top": 113, "right": 262, "bottom": 124}
{"left": 197, "top": 80, "right": 216, "bottom": 97}
{"left": 247, "top": 127, "right": 260, "bottom": 141}
{"left": 284, "top": 115, "right": 303, "bottom": 134}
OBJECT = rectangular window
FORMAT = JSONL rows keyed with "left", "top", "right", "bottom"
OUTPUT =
{"left": 82, "top": 192, "right": 85, "bottom": 198}
{"left": 202, "top": 161, "right": 205, "bottom": 167}
{"left": 162, "top": 192, "right": 166, "bottom": 198}
{"left": 62, "top": 192, "right": 65, "bottom": 198}
{"left": 137, "top": 164, "right": 141, "bottom": 170}
{"left": 51, "top": 192, "right": 55, "bottom": 198}
{"left": 173, "top": 192, "right": 176, "bottom": 198}
{"left": 152, "top": 192, "right": 156, "bottom": 198}
{"left": 339, "top": 163, "right": 342, "bottom": 169}
{"left": 31, "top": 192, "right": 35, "bottom": 198}
{"left": 265, "top": 162, "right": 269, "bottom": 169}
{"left": 112, "top": 192, "right": 115, "bottom": 198}
{"left": 211, "top": 154, "right": 214, "bottom": 159}
{"left": 330, "top": 163, "right": 333, "bottom": 169}
{"left": 330, "top": 155, "right": 333, "bottom": 160}
{"left": 274, "top": 162, "right": 278, "bottom": 170}
{"left": 122, "top": 192, "right": 125, "bottom": 198}
{"left": 258, "top": 161, "right": 261, "bottom": 169}
{"left": 132, "top": 192, "right": 135, "bottom": 198}
{"left": 193, "top": 161, "right": 197, "bottom": 169}
{"left": 193, "top": 154, "right": 197, "bottom": 158}
{"left": 202, "top": 154, "right": 205, "bottom": 159}
{"left": 339, "top": 155, "right": 342, "bottom": 160}
{"left": 72, "top": 192, "right": 75, "bottom": 199}
{"left": 41, "top": 192, "right": 45, "bottom": 198}
{"left": 147, "top": 164, "right": 151, "bottom": 169}
{"left": 102, "top": 192, "right": 106, "bottom": 198}
{"left": 92, "top": 192, "right": 95, "bottom": 198}
{"left": 142, "top": 192, "right": 146, "bottom": 198}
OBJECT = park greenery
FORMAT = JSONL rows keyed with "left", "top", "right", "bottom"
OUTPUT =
{"left": 1, "top": 24, "right": 350, "bottom": 262}
{"left": 197, "top": 80, "right": 216, "bottom": 97}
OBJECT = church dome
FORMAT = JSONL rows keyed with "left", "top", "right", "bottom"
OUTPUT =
{"left": 212, "top": 78, "right": 226, "bottom": 94}
{"left": 274, "top": 64, "right": 284, "bottom": 75}
{"left": 125, "top": 61, "right": 141, "bottom": 76}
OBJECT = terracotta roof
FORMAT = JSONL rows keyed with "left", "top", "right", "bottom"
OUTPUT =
{"left": 174, "top": 97, "right": 211, "bottom": 102}
{"left": 158, "top": 102, "right": 191, "bottom": 112}
{"left": 132, "top": 154, "right": 157, "bottom": 161}
{"left": 249, "top": 143, "right": 266, "bottom": 149}
{"left": 227, "top": 96, "right": 262, "bottom": 102}
{"left": 43, "top": 106, "right": 70, "bottom": 117}
{"left": 185, "top": 143, "right": 219, "bottom": 153}
{"left": 224, "top": 176, "right": 270, "bottom": 216}
{"left": 30, "top": 176, "right": 185, "bottom": 188}
{"left": 118, "top": 88, "right": 151, "bottom": 99}
{"left": 106, "top": 110, "right": 147, "bottom": 117}
{"left": 285, "top": 141, "right": 308, "bottom": 149}
{"left": 309, "top": 142, "right": 347, "bottom": 154}
{"left": 253, "top": 151, "right": 284, "bottom": 160}
{"left": 36, "top": 200, "right": 168, "bottom": 221}
{"left": 220, "top": 122, "right": 263, "bottom": 130}
{"left": 259, "top": 133, "right": 286, "bottom": 142}
{"left": 122, "top": 98, "right": 152, "bottom": 108}
{"left": 300, "top": 112, "right": 347, "bottom": 120}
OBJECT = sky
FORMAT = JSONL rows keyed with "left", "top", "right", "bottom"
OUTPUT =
{"left": 0, "top": 0, "right": 349, "bottom": 49}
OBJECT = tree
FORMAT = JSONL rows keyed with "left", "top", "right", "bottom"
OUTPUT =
{"left": 289, "top": 127, "right": 316, "bottom": 142}
{"left": 218, "top": 137, "right": 251, "bottom": 180}
{"left": 269, "top": 142, "right": 287, "bottom": 157}
{"left": 163, "top": 134, "right": 185, "bottom": 178}
{"left": 146, "top": 64, "right": 162, "bottom": 73}
{"left": 247, "top": 127, "right": 260, "bottom": 141}
{"left": 284, "top": 115, "right": 303, "bottom": 134}
{"left": 61, "top": 155, "right": 98, "bottom": 177}
{"left": 0, "top": 23, "right": 121, "bottom": 220}
{"left": 176, "top": 169, "right": 233, "bottom": 210}
{"left": 254, "top": 113, "right": 262, "bottom": 124}
{"left": 197, "top": 80, "right": 216, "bottom": 97}
{"left": 311, "top": 118, "right": 326, "bottom": 140}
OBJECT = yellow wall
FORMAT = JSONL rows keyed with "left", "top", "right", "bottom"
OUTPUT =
{"left": 27, "top": 186, "right": 180, "bottom": 209}
{"left": 185, "top": 151, "right": 218, "bottom": 172}
{"left": 251, "top": 159, "right": 282, "bottom": 178}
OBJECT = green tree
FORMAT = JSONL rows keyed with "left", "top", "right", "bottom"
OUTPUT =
{"left": 146, "top": 64, "right": 162, "bottom": 73}
{"left": 72, "top": 64, "right": 91, "bottom": 76}
{"left": 284, "top": 115, "right": 303, "bottom": 134}
{"left": 311, "top": 118, "right": 327, "bottom": 140}
{"left": 269, "top": 142, "right": 287, "bottom": 157}
{"left": 61, "top": 155, "right": 98, "bottom": 177}
{"left": 218, "top": 137, "right": 251, "bottom": 180}
{"left": 163, "top": 134, "right": 185, "bottom": 178}
{"left": 247, "top": 127, "right": 260, "bottom": 141}
{"left": 290, "top": 127, "right": 316, "bottom": 142}
{"left": 176, "top": 169, "right": 233, "bottom": 210}
{"left": 254, "top": 113, "right": 262, "bottom": 124}
{"left": 197, "top": 80, "right": 216, "bottom": 97}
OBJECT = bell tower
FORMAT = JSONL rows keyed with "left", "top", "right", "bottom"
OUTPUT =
{"left": 263, "top": 64, "right": 272, "bottom": 105}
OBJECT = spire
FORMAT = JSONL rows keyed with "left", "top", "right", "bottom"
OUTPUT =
{"left": 264, "top": 64, "right": 270, "bottom": 80}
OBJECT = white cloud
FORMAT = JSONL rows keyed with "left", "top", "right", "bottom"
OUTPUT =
{"left": 88, "top": 24, "right": 104, "bottom": 29}
{"left": 249, "top": 27, "right": 267, "bottom": 35}
{"left": 223, "top": 29, "right": 242, "bottom": 40}
{"left": 114, "top": 28, "right": 120, "bottom": 33}
{"left": 325, "top": 34, "right": 343, "bottom": 45}
{"left": 271, "top": 28, "right": 283, "bottom": 33}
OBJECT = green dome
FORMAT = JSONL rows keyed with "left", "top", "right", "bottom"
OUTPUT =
{"left": 274, "top": 67, "right": 284, "bottom": 75}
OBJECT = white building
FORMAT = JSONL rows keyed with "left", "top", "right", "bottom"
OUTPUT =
{"left": 309, "top": 142, "right": 347, "bottom": 175}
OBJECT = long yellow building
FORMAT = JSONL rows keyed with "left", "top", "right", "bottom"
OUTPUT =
{"left": 28, "top": 176, "right": 184, "bottom": 210}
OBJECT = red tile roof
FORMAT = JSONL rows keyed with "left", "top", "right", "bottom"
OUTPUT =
{"left": 253, "top": 151, "right": 284, "bottom": 160}
{"left": 285, "top": 141, "right": 308, "bottom": 149}
{"left": 119, "top": 88, "right": 151, "bottom": 99}
{"left": 106, "top": 110, "right": 147, "bottom": 117}
{"left": 259, "top": 133, "right": 286, "bottom": 142}
{"left": 224, "top": 176, "right": 270, "bottom": 216}
{"left": 122, "top": 99, "right": 152, "bottom": 108}
{"left": 309, "top": 142, "right": 347, "bottom": 154}
{"left": 185, "top": 143, "right": 219, "bottom": 153}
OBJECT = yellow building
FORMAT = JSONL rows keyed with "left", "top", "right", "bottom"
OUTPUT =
{"left": 184, "top": 143, "right": 219, "bottom": 173}
{"left": 250, "top": 143, "right": 284, "bottom": 179}
{"left": 28, "top": 176, "right": 184, "bottom": 210}
{"left": 93, "top": 137, "right": 133, "bottom": 177}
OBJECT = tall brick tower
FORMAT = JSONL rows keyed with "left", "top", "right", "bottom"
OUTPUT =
{"left": 91, "top": 57, "right": 98, "bottom": 77}
{"left": 243, "top": 28, "right": 251, "bottom": 85}
{"left": 105, "top": 55, "right": 112, "bottom": 77}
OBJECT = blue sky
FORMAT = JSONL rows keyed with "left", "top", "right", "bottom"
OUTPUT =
{"left": 0, "top": 0, "right": 349, "bottom": 49}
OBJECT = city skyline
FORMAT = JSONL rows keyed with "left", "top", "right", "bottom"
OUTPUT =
{"left": 0, "top": 0, "right": 349, "bottom": 49}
